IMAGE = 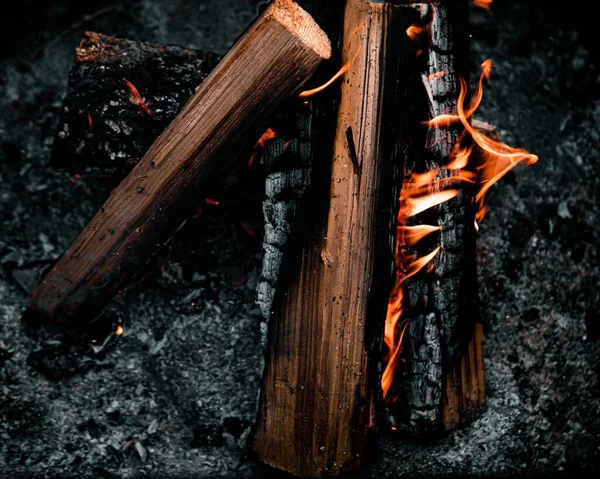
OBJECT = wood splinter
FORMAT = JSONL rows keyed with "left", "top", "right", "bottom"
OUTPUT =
{"left": 28, "top": 0, "right": 331, "bottom": 327}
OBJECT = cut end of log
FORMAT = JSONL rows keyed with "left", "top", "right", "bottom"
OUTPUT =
{"left": 267, "top": 0, "right": 332, "bottom": 60}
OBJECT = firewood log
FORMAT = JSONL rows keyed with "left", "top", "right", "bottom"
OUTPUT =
{"left": 28, "top": 0, "right": 331, "bottom": 328}
{"left": 384, "top": 0, "right": 486, "bottom": 435}
{"left": 251, "top": 1, "right": 417, "bottom": 475}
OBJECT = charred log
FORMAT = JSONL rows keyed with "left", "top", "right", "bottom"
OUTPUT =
{"left": 52, "top": 31, "right": 219, "bottom": 177}
{"left": 385, "top": 0, "right": 486, "bottom": 435}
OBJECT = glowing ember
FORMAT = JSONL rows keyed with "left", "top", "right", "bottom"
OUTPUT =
{"left": 406, "top": 24, "right": 427, "bottom": 42}
{"left": 428, "top": 71, "right": 447, "bottom": 82}
{"left": 381, "top": 58, "right": 537, "bottom": 406}
{"left": 248, "top": 128, "right": 277, "bottom": 166}
{"left": 240, "top": 221, "right": 256, "bottom": 237}
{"left": 473, "top": 0, "right": 493, "bottom": 11}
{"left": 88, "top": 114, "right": 93, "bottom": 130}
{"left": 205, "top": 198, "right": 220, "bottom": 206}
{"left": 124, "top": 79, "right": 152, "bottom": 115}
{"left": 115, "top": 325, "right": 124, "bottom": 336}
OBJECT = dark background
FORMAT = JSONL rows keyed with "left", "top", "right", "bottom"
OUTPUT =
{"left": 1, "top": 1, "right": 599, "bottom": 477}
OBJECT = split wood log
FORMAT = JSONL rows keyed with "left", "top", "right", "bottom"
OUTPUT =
{"left": 251, "top": 1, "right": 416, "bottom": 476}
{"left": 383, "top": 0, "right": 486, "bottom": 435}
{"left": 28, "top": 0, "right": 331, "bottom": 328}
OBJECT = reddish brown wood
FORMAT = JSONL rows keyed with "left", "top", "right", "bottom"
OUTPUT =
{"left": 28, "top": 0, "right": 331, "bottom": 328}
{"left": 251, "top": 1, "right": 416, "bottom": 476}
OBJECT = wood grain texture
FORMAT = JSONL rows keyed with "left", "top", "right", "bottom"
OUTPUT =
{"left": 443, "top": 322, "right": 485, "bottom": 429}
{"left": 251, "top": 1, "right": 414, "bottom": 476}
{"left": 28, "top": 0, "right": 331, "bottom": 327}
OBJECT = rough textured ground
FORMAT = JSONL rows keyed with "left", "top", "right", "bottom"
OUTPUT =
{"left": 1, "top": 1, "right": 599, "bottom": 477}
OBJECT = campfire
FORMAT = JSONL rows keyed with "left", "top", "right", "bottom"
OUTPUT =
{"left": 20, "top": 0, "right": 541, "bottom": 476}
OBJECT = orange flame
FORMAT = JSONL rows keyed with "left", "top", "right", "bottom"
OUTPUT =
{"left": 401, "top": 225, "right": 441, "bottom": 248}
{"left": 88, "top": 114, "right": 93, "bottom": 130}
{"left": 248, "top": 128, "right": 277, "bottom": 166}
{"left": 124, "top": 79, "right": 152, "bottom": 115}
{"left": 428, "top": 71, "right": 447, "bottom": 82}
{"left": 406, "top": 190, "right": 460, "bottom": 217}
{"left": 406, "top": 24, "right": 427, "bottom": 42}
{"left": 115, "top": 325, "right": 124, "bottom": 336}
{"left": 205, "top": 198, "right": 220, "bottom": 206}
{"left": 474, "top": 0, "right": 493, "bottom": 11}
{"left": 298, "top": 48, "right": 361, "bottom": 99}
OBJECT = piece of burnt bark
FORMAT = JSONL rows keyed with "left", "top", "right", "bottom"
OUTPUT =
{"left": 52, "top": 31, "right": 220, "bottom": 177}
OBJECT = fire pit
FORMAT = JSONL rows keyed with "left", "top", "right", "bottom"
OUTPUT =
{"left": 1, "top": 0, "right": 599, "bottom": 477}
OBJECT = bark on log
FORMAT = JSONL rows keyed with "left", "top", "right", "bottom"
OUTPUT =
{"left": 384, "top": 0, "right": 486, "bottom": 435}
{"left": 28, "top": 0, "right": 331, "bottom": 328}
{"left": 52, "top": 31, "right": 220, "bottom": 177}
{"left": 251, "top": 1, "right": 416, "bottom": 476}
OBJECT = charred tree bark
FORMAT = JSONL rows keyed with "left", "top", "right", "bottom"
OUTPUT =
{"left": 251, "top": 1, "right": 416, "bottom": 476}
{"left": 28, "top": 0, "right": 331, "bottom": 328}
{"left": 52, "top": 31, "right": 219, "bottom": 177}
{"left": 385, "top": 0, "right": 485, "bottom": 435}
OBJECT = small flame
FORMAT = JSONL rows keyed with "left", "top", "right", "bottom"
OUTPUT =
{"left": 401, "top": 225, "right": 441, "bottom": 247}
{"left": 382, "top": 319, "right": 410, "bottom": 398}
{"left": 248, "top": 128, "right": 277, "bottom": 166}
{"left": 428, "top": 71, "right": 447, "bottom": 82}
{"left": 473, "top": 0, "right": 493, "bottom": 11}
{"left": 298, "top": 48, "right": 360, "bottom": 99}
{"left": 406, "top": 24, "right": 427, "bottom": 42}
{"left": 115, "top": 325, "right": 124, "bottom": 336}
{"left": 446, "top": 141, "right": 473, "bottom": 170}
{"left": 88, "top": 114, "right": 93, "bottom": 130}
{"left": 205, "top": 198, "right": 220, "bottom": 206}
{"left": 406, "top": 190, "right": 460, "bottom": 217}
{"left": 124, "top": 79, "right": 152, "bottom": 115}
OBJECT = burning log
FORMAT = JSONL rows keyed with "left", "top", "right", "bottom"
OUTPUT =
{"left": 381, "top": 0, "right": 486, "bottom": 435}
{"left": 251, "top": 0, "right": 417, "bottom": 475}
{"left": 414, "top": 0, "right": 486, "bottom": 434}
{"left": 28, "top": 0, "right": 331, "bottom": 328}
{"left": 51, "top": 31, "right": 220, "bottom": 177}
{"left": 381, "top": 0, "right": 540, "bottom": 436}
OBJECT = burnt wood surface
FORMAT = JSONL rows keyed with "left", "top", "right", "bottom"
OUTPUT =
{"left": 251, "top": 1, "right": 416, "bottom": 475}
{"left": 52, "top": 31, "right": 220, "bottom": 177}
{"left": 386, "top": 0, "right": 485, "bottom": 434}
{"left": 28, "top": 0, "right": 331, "bottom": 329}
